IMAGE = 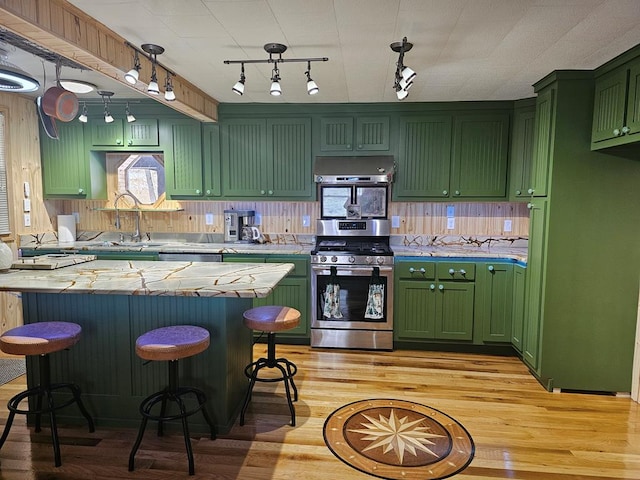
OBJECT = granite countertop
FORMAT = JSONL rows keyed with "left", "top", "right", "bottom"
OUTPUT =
{"left": 392, "top": 245, "right": 527, "bottom": 263}
{"left": 0, "top": 260, "right": 294, "bottom": 297}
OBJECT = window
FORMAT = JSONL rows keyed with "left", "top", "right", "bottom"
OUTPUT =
{"left": 0, "top": 112, "right": 10, "bottom": 234}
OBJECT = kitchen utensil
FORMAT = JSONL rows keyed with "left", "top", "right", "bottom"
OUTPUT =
{"left": 35, "top": 96, "right": 58, "bottom": 140}
{"left": 42, "top": 85, "right": 78, "bottom": 122}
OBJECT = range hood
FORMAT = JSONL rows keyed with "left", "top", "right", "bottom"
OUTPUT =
{"left": 313, "top": 155, "right": 395, "bottom": 184}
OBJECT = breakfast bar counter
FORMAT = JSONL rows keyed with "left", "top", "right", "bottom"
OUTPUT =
{"left": 0, "top": 260, "right": 295, "bottom": 434}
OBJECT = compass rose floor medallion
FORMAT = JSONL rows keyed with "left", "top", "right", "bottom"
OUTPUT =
{"left": 323, "top": 399, "right": 474, "bottom": 480}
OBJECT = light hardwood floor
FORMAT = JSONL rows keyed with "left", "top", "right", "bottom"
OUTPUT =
{"left": 1, "top": 345, "right": 639, "bottom": 479}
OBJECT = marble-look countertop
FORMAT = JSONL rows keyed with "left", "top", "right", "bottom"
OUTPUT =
{"left": 19, "top": 233, "right": 528, "bottom": 263}
{"left": 0, "top": 260, "right": 294, "bottom": 297}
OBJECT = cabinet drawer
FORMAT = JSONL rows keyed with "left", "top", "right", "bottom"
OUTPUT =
{"left": 396, "top": 262, "right": 436, "bottom": 280}
{"left": 267, "top": 256, "right": 308, "bottom": 277}
{"left": 437, "top": 262, "right": 475, "bottom": 281}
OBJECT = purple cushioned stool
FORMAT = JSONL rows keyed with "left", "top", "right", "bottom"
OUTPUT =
{"left": 128, "top": 325, "right": 215, "bottom": 476}
{"left": 0, "top": 321, "right": 95, "bottom": 467}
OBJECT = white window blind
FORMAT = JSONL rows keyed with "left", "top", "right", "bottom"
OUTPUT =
{"left": 0, "top": 113, "right": 10, "bottom": 234}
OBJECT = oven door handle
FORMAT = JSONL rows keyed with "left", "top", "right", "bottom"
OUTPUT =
{"left": 312, "top": 265, "right": 393, "bottom": 275}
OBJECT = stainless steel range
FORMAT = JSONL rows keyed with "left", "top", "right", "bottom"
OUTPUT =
{"left": 310, "top": 156, "right": 395, "bottom": 350}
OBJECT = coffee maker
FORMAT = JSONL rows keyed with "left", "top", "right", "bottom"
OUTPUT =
{"left": 224, "top": 209, "right": 256, "bottom": 243}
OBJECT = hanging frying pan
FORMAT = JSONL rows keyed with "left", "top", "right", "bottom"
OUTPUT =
{"left": 41, "top": 59, "right": 79, "bottom": 122}
{"left": 35, "top": 96, "right": 59, "bottom": 140}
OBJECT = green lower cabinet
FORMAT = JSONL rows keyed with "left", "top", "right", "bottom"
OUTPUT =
{"left": 394, "top": 261, "right": 474, "bottom": 342}
{"left": 223, "top": 254, "right": 309, "bottom": 342}
{"left": 511, "top": 264, "right": 526, "bottom": 352}
{"left": 475, "top": 262, "right": 514, "bottom": 343}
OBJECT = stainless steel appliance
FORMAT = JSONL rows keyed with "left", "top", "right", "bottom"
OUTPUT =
{"left": 224, "top": 209, "right": 255, "bottom": 243}
{"left": 310, "top": 155, "right": 396, "bottom": 350}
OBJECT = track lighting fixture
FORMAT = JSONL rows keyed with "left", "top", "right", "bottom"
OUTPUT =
{"left": 390, "top": 37, "right": 416, "bottom": 101}
{"left": 164, "top": 71, "right": 175, "bottom": 101}
{"left": 232, "top": 63, "right": 245, "bottom": 95}
{"left": 305, "top": 61, "right": 318, "bottom": 95}
{"left": 78, "top": 102, "right": 88, "bottom": 123}
{"left": 98, "top": 90, "right": 114, "bottom": 123}
{"left": 80, "top": 91, "right": 138, "bottom": 124}
{"left": 124, "top": 49, "right": 141, "bottom": 85}
{"left": 270, "top": 64, "right": 282, "bottom": 96}
{"left": 124, "top": 42, "right": 176, "bottom": 101}
{"left": 125, "top": 102, "right": 136, "bottom": 123}
{"left": 224, "top": 43, "right": 328, "bottom": 97}
{"left": 142, "top": 43, "right": 165, "bottom": 96}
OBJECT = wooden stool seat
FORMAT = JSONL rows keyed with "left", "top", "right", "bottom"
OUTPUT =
{"left": 129, "top": 325, "right": 215, "bottom": 476}
{"left": 242, "top": 305, "right": 301, "bottom": 332}
{"left": 135, "top": 325, "right": 210, "bottom": 361}
{"left": 0, "top": 321, "right": 94, "bottom": 468}
{"left": 240, "top": 306, "right": 301, "bottom": 427}
{"left": 0, "top": 321, "right": 81, "bottom": 356}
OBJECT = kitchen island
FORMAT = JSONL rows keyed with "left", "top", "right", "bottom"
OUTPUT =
{"left": 0, "top": 260, "right": 294, "bottom": 434}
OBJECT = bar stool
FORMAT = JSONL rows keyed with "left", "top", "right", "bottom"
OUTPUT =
{"left": 0, "top": 321, "right": 95, "bottom": 467}
{"left": 239, "top": 305, "right": 300, "bottom": 427}
{"left": 128, "top": 325, "right": 215, "bottom": 476}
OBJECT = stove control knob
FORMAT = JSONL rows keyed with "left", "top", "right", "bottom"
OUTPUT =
{"left": 348, "top": 256, "right": 356, "bottom": 264}
{"left": 376, "top": 256, "right": 385, "bottom": 265}
{"left": 320, "top": 256, "right": 327, "bottom": 263}
{"left": 365, "top": 256, "right": 374, "bottom": 264}
{"left": 331, "top": 256, "right": 338, "bottom": 263}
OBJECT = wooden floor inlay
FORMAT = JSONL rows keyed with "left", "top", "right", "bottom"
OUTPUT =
{"left": 324, "top": 398, "right": 474, "bottom": 480}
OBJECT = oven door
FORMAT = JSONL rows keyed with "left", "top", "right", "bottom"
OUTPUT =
{"left": 311, "top": 264, "right": 393, "bottom": 331}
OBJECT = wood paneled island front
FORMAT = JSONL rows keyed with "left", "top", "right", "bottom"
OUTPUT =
{"left": 0, "top": 260, "right": 294, "bottom": 434}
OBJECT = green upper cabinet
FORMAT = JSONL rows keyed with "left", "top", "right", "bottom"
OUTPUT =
{"left": 450, "top": 113, "right": 510, "bottom": 198}
{"left": 222, "top": 117, "right": 312, "bottom": 199}
{"left": 202, "top": 123, "right": 221, "bottom": 198}
{"left": 319, "top": 116, "right": 390, "bottom": 153}
{"left": 509, "top": 101, "right": 536, "bottom": 201}
{"left": 394, "top": 115, "right": 452, "bottom": 198}
{"left": 591, "top": 57, "right": 640, "bottom": 149}
{"left": 529, "top": 87, "right": 555, "bottom": 197}
{"left": 394, "top": 112, "right": 509, "bottom": 200}
{"left": 90, "top": 118, "right": 159, "bottom": 147}
{"left": 164, "top": 118, "right": 204, "bottom": 198}
{"left": 40, "top": 122, "right": 89, "bottom": 197}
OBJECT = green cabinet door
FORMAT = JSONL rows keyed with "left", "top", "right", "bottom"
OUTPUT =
{"left": 90, "top": 118, "right": 159, "bottom": 147}
{"left": 591, "top": 68, "right": 628, "bottom": 144}
{"left": 450, "top": 114, "right": 509, "bottom": 198}
{"left": 41, "top": 121, "right": 89, "bottom": 197}
{"left": 435, "top": 282, "right": 475, "bottom": 340}
{"left": 511, "top": 264, "right": 526, "bottom": 352}
{"left": 395, "top": 279, "right": 437, "bottom": 339}
{"left": 202, "top": 123, "right": 221, "bottom": 197}
{"left": 222, "top": 117, "right": 312, "bottom": 199}
{"left": 530, "top": 88, "right": 555, "bottom": 197}
{"left": 509, "top": 104, "right": 536, "bottom": 200}
{"left": 319, "top": 116, "right": 390, "bottom": 153}
{"left": 625, "top": 60, "right": 640, "bottom": 140}
{"left": 222, "top": 118, "right": 267, "bottom": 197}
{"left": 267, "top": 117, "right": 312, "bottom": 198}
{"left": 522, "top": 199, "right": 548, "bottom": 371}
{"left": 475, "top": 262, "right": 513, "bottom": 343}
{"left": 395, "top": 115, "right": 452, "bottom": 198}
{"left": 164, "top": 118, "right": 204, "bottom": 198}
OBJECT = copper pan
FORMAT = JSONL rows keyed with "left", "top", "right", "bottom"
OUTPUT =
{"left": 42, "top": 85, "right": 79, "bottom": 122}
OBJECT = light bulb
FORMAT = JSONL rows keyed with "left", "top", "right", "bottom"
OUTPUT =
{"left": 147, "top": 80, "right": 160, "bottom": 95}
{"left": 124, "top": 69, "right": 139, "bottom": 85}
{"left": 164, "top": 89, "right": 176, "bottom": 101}
{"left": 104, "top": 113, "right": 114, "bottom": 123}
{"left": 78, "top": 113, "right": 88, "bottom": 123}
{"left": 307, "top": 79, "right": 319, "bottom": 95}
{"left": 232, "top": 80, "right": 245, "bottom": 95}
{"left": 270, "top": 80, "right": 282, "bottom": 96}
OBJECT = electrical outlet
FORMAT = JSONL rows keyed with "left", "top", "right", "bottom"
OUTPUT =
{"left": 446, "top": 205, "right": 455, "bottom": 218}
{"left": 23, "top": 198, "right": 31, "bottom": 212}
{"left": 391, "top": 216, "right": 400, "bottom": 228}
{"left": 23, "top": 213, "right": 31, "bottom": 227}
{"left": 302, "top": 215, "right": 310, "bottom": 227}
{"left": 205, "top": 213, "right": 214, "bottom": 225}
{"left": 255, "top": 213, "right": 262, "bottom": 225}
{"left": 447, "top": 217, "right": 455, "bottom": 230}
{"left": 504, "top": 219, "right": 512, "bottom": 232}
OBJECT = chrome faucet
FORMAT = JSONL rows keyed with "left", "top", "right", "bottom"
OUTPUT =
{"left": 113, "top": 192, "right": 141, "bottom": 242}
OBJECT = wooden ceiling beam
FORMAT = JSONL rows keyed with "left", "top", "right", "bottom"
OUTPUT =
{"left": 0, "top": 0, "right": 218, "bottom": 122}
